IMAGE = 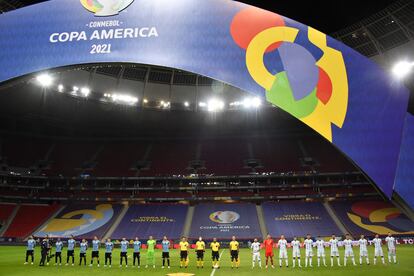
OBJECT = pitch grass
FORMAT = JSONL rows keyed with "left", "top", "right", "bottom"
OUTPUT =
{"left": 0, "top": 246, "right": 413, "bottom": 276}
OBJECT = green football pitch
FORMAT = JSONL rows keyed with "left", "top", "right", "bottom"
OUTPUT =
{"left": 0, "top": 246, "right": 413, "bottom": 276}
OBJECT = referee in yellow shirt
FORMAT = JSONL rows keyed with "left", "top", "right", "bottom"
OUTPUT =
{"left": 210, "top": 238, "right": 220, "bottom": 269}
{"left": 195, "top": 236, "right": 205, "bottom": 268}
{"left": 179, "top": 237, "right": 189, "bottom": 268}
{"left": 229, "top": 236, "right": 240, "bottom": 268}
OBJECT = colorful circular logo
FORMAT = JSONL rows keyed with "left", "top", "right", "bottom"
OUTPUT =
{"left": 209, "top": 211, "right": 240, "bottom": 224}
{"left": 80, "top": 0, "right": 134, "bottom": 16}
{"left": 230, "top": 7, "right": 348, "bottom": 142}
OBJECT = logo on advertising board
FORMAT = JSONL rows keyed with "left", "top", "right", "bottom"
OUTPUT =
{"left": 80, "top": 0, "right": 134, "bottom": 17}
{"left": 209, "top": 211, "right": 240, "bottom": 224}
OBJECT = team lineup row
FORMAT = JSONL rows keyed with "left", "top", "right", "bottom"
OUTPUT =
{"left": 24, "top": 233, "right": 399, "bottom": 269}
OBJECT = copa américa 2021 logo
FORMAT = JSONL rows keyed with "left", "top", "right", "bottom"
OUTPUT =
{"left": 80, "top": 0, "right": 134, "bottom": 17}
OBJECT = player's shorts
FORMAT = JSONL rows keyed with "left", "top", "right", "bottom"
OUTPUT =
{"left": 359, "top": 250, "right": 368, "bottom": 257}
{"left": 67, "top": 250, "right": 74, "bottom": 257}
{"left": 388, "top": 248, "right": 396, "bottom": 255}
{"left": 305, "top": 250, "right": 313, "bottom": 257}
{"left": 330, "top": 249, "right": 339, "bottom": 257}
{"left": 344, "top": 249, "right": 354, "bottom": 257}
{"left": 105, "top": 252, "right": 112, "bottom": 259}
{"left": 196, "top": 250, "right": 204, "bottom": 259}
{"left": 92, "top": 251, "right": 99, "bottom": 258}
{"left": 56, "top": 252, "right": 62, "bottom": 257}
{"left": 374, "top": 248, "right": 383, "bottom": 257}
{"left": 162, "top": 252, "right": 170, "bottom": 259}
{"left": 212, "top": 251, "right": 220, "bottom": 261}
{"left": 253, "top": 252, "right": 261, "bottom": 261}
{"left": 231, "top": 250, "right": 239, "bottom": 260}
{"left": 292, "top": 249, "right": 300, "bottom": 258}
{"left": 279, "top": 250, "right": 287, "bottom": 259}
{"left": 80, "top": 253, "right": 86, "bottom": 258}
{"left": 26, "top": 250, "right": 34, "bottom": 255}
{"left": 317, "top": 250, "right": 325, "bottom": 257}
{"left": 180, "top": 251, "right": 188, "bottom": 260}
{"left": 120, "top": 252, "right": 127, "bottom": 258}
{"left": 265, "top": 251, "right": 274, "bottom": 257}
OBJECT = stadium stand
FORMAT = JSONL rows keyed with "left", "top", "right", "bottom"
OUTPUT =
{"left": 190, "top": 203, "right": 262, "bottom": 240}
{"left": 262, "top": 201, "right": 342, "bottom": 238}
{"left": 3, "top": 204, "right": 60, "bottom": 238}
{"left": 329, "top": 200, "right": 414, "bottom": 236}
{"left": 34, "top": 204, "right": 122, "bottom": 239}
{"left": 0, "top": 203, "right": 16, "bottom": 228}
{"left": 111, "top": 204, "right": 188, "bottom": 239}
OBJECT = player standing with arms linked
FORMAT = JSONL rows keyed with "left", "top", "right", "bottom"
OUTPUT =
{"left": 104, "top": 238, "right": 113, "bottom": 267}
{"left": 251, "top": 238, "right": 262, "bottom": 269}
{"left": 315, "top": 236, "right": 327, "bottom": 267}
{"left": 385, "top": 232, "right": 397, "bottom": 264}
{"left": 291, "top": 236, "right": 302, "bottom": 268}
{"left": 343, "top": 234, "right": 356, "bottom": 266}
{"left": 329, "top": 234, "right": 341, "bottom": 266}
{"left": 358, "top": 234, "right": 370, "bottom": 265}
{"left": 195, "top": 236, "right": 205, "bottom": 268}
{"left": 210, "top": 238, "right": 220, "bottom": 269}
{"left": 229, "top": 236, "right": 240, "bottom": 269}
{"left": 79, "top": 239, "right": 88, "bottom": 266}
{"left": 146, "top": 236, "right": 156, "bottom": 268}
{"left": 278, "top": 235, "right": 288, "bottom": 267}
{"left": 133, "top": 237, "right": 141, "bottom": 268}
{"left": 162, "top": 236, "right": 171, "bottom": 269}
{"left": 304, "top": 234, "right": 314, "bottom": 267}
{"left": 90, "top": 236, "right": 100, "bottom": 267}
{"left": 373, "top": 234, "right": 385, "bottom": 265}
{"left": 264, "top": 234, "right": 274, "bottom": 268}
{"left": 179, "top": 237, "right": 190, "bottom": 268}
{"left": 119, "top": 238, "right": 129, "bottom": 267}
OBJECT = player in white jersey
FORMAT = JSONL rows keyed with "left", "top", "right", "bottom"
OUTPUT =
{"left": 251, "top": 238, "right": 262, "bottom": 269}
{"left": 291, "top": 237, "right": 302, "bottom": 268}
{"left": 277, "top": 235, "right": 288, "bottom": 267}
{"left": 372, "top": 234, "right": 385, "bottom": 265}
{"left": 343, "top": 234, "right": 356, "bottom": 266}
{"left": 304, "top": 234, "right": 313, "bottom": 267}
{"left": 385, "top": 232, "right": 397, "bottom": 264}
{"left": 358, "top": 234, "right": 370, "bottom": 265}
{"left": 315, "top": 237, "right": 327, "bottom": 267}
{"left": 329, "top": 234, "right": 341, "bottom": 266}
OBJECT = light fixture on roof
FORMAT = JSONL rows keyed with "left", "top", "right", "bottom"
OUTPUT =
{"left": 143, "top": 98, "right": 148, "bottom": 104}
{"left": 184, "top": 101, "right": 190, "bottom": 107}
{"left": 57, "top": 84, "right": 64, "bottom": 92}
{"left": 392, "top": 60, "right": 414, "bottom": 79}
{"left": 111, "top": 93, "right": 138, "bottom": 104}
{"left": 72, "top": 86, "right": 79, "bottom": 95}
{"left": 207, "top": 98, "right": 224, "bottom": 112}
{"left": 80, "top": 87, "right": 90, "bottom": 97}
{"left": 243, "top": 97, "right": 262, "bottom": 109}
{"left": 36, "top": 74, "right": 53, "bottom": 87}
{"left": 199, "top": 102, "right": 206, "bottom": 107}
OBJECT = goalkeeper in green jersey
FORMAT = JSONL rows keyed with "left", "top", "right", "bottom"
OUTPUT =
{"left": 146, "top": 236, "right": 156, "bottom": 268}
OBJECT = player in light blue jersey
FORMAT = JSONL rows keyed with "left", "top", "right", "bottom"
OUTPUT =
{"left": 90, "top": 236, "right": 101, "bottom": 267}
{"left": 120, "top": 238, "right": 129, "bottom": 267}
{"left": 24, "top": 235, "right": 36, "bottom": 265}
{"left": 66, "top": 235, "right": 76, "bottom": 266}
{"left": 55, "top": 238, "right": 63, "bottom": 265}
{"left": 162, "top": 236, "right": 171, "bottom": 269}
{"left": 104, "top": 238, "right": 114, "bottom": 267}
{"left": 133, "top": 237, "right": 142, "bottom": 267}
{"left": 79, "top": 239, "right": 88, "bottom": 266}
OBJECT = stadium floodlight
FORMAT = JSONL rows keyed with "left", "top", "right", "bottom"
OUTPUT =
{"left": 392, "top": 60, "right": 414, "bottom": 79}
{"left": 72, "top": 86, "right": 79, "bottom": 95}
{"left": 57, "top": 84, "right": 64, "bottom": 92}
{"left": 111, "top": 93, "right": 138, "bottom": 105}
{"left": 80, "top": 87, "right": 90, "bottom": 97}
{"left": 207, "top": 98, "right": 225, "bottom": 112}
{"left": 199, "top": 102, "right": 207, "bottom": 107}
{"left": 184, "top": 101, "right": 190, "bottom": 107}
{"left": 36, "top": 74, "right": 53, "bottom": 87}
{"left": 243, "top": 97, "right": 262, "bottom": 109}
{"left": 143, "top": 98, "right": 148, "bottom": 104}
